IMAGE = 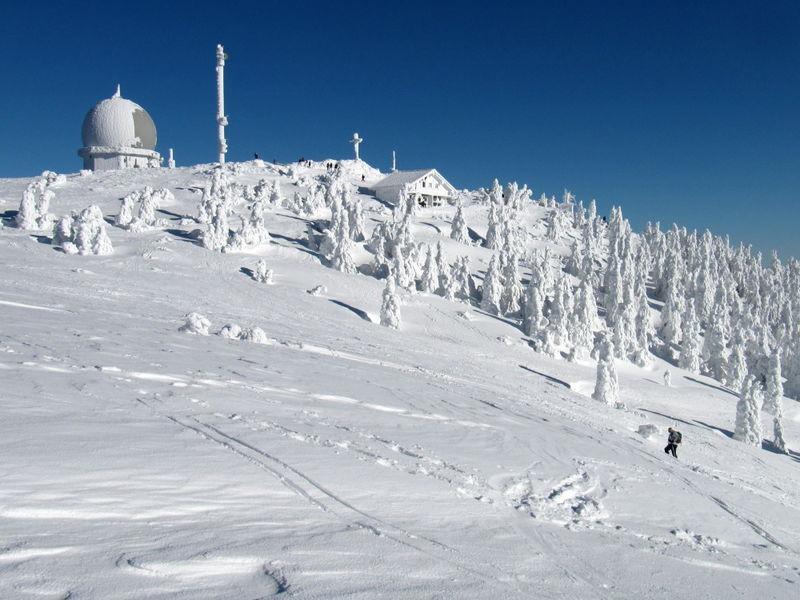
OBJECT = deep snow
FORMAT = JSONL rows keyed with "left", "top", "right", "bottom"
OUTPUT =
{"left": 1, "top": 162, "right": 799, "bottom": 599}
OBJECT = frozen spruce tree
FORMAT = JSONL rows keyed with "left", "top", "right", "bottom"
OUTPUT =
{"left": 764, "top": 353, "right": 787, "bottom": 453}
{"left": 726, "top": 335, "right": 748, "bottom": 393}
{"left": 380, "top": 275, "right": 401, "bottom": 329}
{"left": 484, "top": 204, "right": 502, "bottom": 250}
{"left": 593, "top": 334, "right": 621, "bottom": 408}
{"left": 347, "top": 194, "right": 367, "bottom": 242}
{"left": 391, "top": 245, "right": 415, "bottom": 291}
{"left": 480, "top": 254, "right": 503, "bottom": 315}
{"left": 203, "top": 204, "right": 230, "bottom": 251}
{"left": 523, "top": 282, "right": 548, "bottom": 340}
{"left": 702, "top": 302, "right": 730, "bottom": 380}
{"left": 501, "top": 254, "right": 523, "bottom": 315}
{"left": 16, "top": 179, "right": 54, "bottom": 230}
{"left": 570, "top": 277, "right": 597, "bottom": 357}
{"left": 435, "top": 241, "right": 450, "bottom": 295}
{"left": 678, "top": 304, "right": 702, "bottom": 374}
{"left": 51, "top": 216, "right": 73, "bottom": 249}
{"left": 59, "top": 205, "right": 114, "bottom": 256}
{"left": 330, "top": 210, "right": 356, "bottom": 274}
{"left": 419, "top": 245, "right": 439, "bottom": 293}
{"left": 733, "top": 375, "right": 763, "bottom": 447}
{"left": 451, "top": 256, "right": 474, "bottom": 302}
{"left": 116, "top": 193, "right": 136, "bottom": 228}
{"left": 450, "top": 203, "right": 471, "bottom": 245}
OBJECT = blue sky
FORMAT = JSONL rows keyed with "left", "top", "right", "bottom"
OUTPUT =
{"left": 1, "top": 1, "right": 798, "bottom": 258}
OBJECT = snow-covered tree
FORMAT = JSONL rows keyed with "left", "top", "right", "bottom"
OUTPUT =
{"left": 484, "top": 204, "right": 503, "bottom": 250}
{"left": 203, "top": 203, "right": 230, "bottom": 251}
{"left": 569, "top": 277, "right": 597, "bottom": 357}
{"left": 116, "top": 194, "right": 135, "bottom": 228}
{"left": 702, "top": 301, "right": 730, "bottom": 381}
{"left": 480, "top": 254, "right": 503, "bottom": 314}
{"left": 450, "top": 203, "right": 471, "bottom": 245}
{"left": 16, "top": 178, "right": 54, "bottom": 230}
{"left": 52, "top": 205, "right": 113, "bottom": 256}
{"left": 733, "top": 375, "right": 763, "bottom": 447}
{"left": 51, "top": 216, "right": 73, "bottom": 249}
{"left": 253, "top": 259, "right": 274, "bottom": 284}
{"left": 593, "top": 334, "right": 621, "bottom": 408}
{"left": 764, "top": 353, "right": 787, "bottom": 453}
{"left": 500, "top": 254, "right": 523, "bottom": 315}
{"left": 391, "top": 246, "right": 415, "bottom": 291}
{"left": 435, "top": 241, "right": 450, "bottom": 295}
{"left": 523, "top": 281, "right": 548, "bottom": 340}
{"left": 330, "top": 209, "right": 356, "bottom": 274}
{"left": 419, "top": 244, "right": 439, "bottom": 293}
{"left": 678, "top": 304, "right": 702, "bottom": 373}
{"left": 180, "top": 312, "right": 211, "bottom": 336}
{"left": 380, "top": 275, "right": 401, "bottom": 329}
{"left": 726, "top": 335, "right": 748, "bottom": 393}
{"left": 451, "top": 256, "right": 473, "bottom": 302}
{"left": 548, "top": 274, "right": 573, "bottom": 346}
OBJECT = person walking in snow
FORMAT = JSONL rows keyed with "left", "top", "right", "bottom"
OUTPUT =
{"left": 664, "top": 427, "right": 682, "bottom": 458}
{"left": 663, "top": 369, "right": 671, "bottom": 387}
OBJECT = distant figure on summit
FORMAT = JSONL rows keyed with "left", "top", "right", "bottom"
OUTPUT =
{"left": 664, "top": 427, "right": 682, "bottom": 458}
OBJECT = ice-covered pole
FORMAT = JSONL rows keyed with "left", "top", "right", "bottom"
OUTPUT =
{"left": 216, "top": 44, "right": 228, "bottom": 165}
{"left": 167, "top": 148, "right": 175, "bottom": 169}
{"left": 391, "top": 150, "right": 396, "bottom": 172}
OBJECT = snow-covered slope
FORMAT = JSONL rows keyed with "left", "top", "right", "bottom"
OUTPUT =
{"left": 1, "top": 162, "right": 799, "bottom": 599}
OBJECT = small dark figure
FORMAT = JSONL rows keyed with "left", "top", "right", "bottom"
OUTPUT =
{"left": 361, "top": 174, "right": 366, "bottom": 182}
{"left": 664, "top": 427, "right": 682, "bottom": 458}
{"left": 254, "top": 152, "right": 260, "bottom": 160}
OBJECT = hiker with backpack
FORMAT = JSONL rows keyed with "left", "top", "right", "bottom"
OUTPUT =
{"left": 664, "top": 427, "right": 682, "bottom": 458}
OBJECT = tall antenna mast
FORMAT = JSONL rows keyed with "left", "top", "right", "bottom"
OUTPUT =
{"left": 216, "top": 44, "right": 228, "bottom": 165}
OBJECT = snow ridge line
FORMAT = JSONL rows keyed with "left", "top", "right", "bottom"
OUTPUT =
{"left": 132, "top": 398, "right": 519, "bottom": 591}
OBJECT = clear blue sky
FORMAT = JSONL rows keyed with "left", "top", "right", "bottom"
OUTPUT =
{"left": 1, "top": 1, "right": 798, "bottom": 258}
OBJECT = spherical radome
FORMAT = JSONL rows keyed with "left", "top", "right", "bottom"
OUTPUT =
{"left": 81, "top": 90, "right": 157, "bottom": 150}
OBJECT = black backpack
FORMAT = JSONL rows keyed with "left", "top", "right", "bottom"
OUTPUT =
{"left": 674, "top": 431, "right": 682, "bottom": 444}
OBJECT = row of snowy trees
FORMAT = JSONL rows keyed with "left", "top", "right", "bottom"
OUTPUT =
{"left": 12, "top": 172, "right": 115, "bottom": 256}
{"left": 116, "top": 186, "right": 174, "bottom": 231}
{"left": 189, "top": 166, "right": 795, "bottom": 454}
{"left": 199, "top": 169, "right": 271, "bottom": 252}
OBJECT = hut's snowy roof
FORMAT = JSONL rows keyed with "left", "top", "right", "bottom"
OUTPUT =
{"left": 372, "top": 169, "right": 440, "bottom": 189}
{"left": 81, "top": 86, "right": 157, "bottom": 150}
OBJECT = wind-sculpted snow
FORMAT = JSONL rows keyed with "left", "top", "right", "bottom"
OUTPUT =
{"left": 1, "top": 161, "right": 799, "bottom": 599}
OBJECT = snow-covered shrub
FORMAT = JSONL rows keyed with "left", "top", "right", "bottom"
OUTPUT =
{"left": 198, "top": 169, "right": 233, "bottom": 224}
{"left": 16, "top": 178, "right": 54, "bottom": 230}
{"left": 180, "top": 312, "right": 212, "bottom": 336}
{"left": 637, "top": 424, "right": 660, "bottom": 439}
{"left": 219, "top": 323, "right": 243, "bottom": 339}
{"left": 41, "top": 170, "right": 66, "bottom": 186}
{"left": 202, "top": 204, "right": 230, "bottom": 251}
{"left": 733, "top": 375, "right": 762, "bottom": 447}
{"left": 51, "top": 205, "right": 113, "bottom": 256}
{"left": 116, "top": 187, "right": 173, "bottom": 231}
{"left": 240, "top": 327, "right": 268, "bottom": 344}
{"left": 252, "top": 259, "right": 274, "bottom": 284}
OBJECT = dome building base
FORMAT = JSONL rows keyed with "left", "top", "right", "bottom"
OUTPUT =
{"left": 78, "top": 146, "right": 161, "bottom": 171}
